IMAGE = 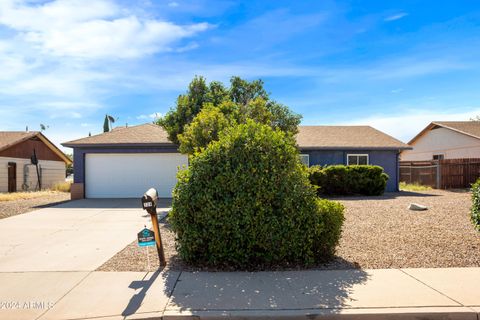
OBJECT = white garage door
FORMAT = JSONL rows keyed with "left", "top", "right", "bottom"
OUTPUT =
{"left": 85, "top": 153, "right": 188, "bottom": 198}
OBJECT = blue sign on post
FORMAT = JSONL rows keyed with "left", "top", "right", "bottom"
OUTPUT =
{"left": 137, "top": 228, "right": 156, "bottom": 247}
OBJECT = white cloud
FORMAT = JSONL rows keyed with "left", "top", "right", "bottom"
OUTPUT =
{"left": 384, "top": 12, "right": 408, "bottom": 22}
{"left": 340, "top": 108, "right": 480, "bottom": 143}
{"left": 136, "top": 112, "right": 162, "bottom": 120}
{"left": 168, "top": 1, "right": 179, "bottom": 8}
{"left": 0, "top": 0, "right": 210, "bottom": 59}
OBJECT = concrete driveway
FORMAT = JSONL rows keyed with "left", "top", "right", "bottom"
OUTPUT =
{"left": 0, "top": 198, "right": 171, "bottom": 272}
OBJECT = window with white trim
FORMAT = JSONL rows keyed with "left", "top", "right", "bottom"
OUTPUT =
{"left": 347, "top": 154, "right": 369, "bottom": 165}
{"left": 433, "top": 154, "right": 444, "bottom": 160}
{"left": 299, "top": 154, "right": 310, "bottom": 166}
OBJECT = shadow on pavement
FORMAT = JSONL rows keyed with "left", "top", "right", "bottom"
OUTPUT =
{"left": 165, "top": 268, "right": 370, "bottom": 312}
{"left": 121, "top": 268, "right": 180, "bottom": 317}
{"left": 38, "top": 198, "right": 172, "bottom": 209}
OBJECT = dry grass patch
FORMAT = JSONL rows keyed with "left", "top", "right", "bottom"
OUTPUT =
{"left": 399, "top": 182, "right": 432, "bottom": 191}
{"left": 0, "top": 190, "right": 64, "bottom": 202}
{"left": 51, "top": 181, "right": 72, "bottom": 192}
{"left": 0, "top": 191, "right": 70, "bottom": 219}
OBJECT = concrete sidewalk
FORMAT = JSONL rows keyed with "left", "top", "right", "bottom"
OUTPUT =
{"left": 0, "top": 267, "right": 479, "bottom": 320}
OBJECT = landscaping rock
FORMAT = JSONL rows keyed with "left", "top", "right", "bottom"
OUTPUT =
{"left": 408, "top": 203, "right": 428, "bottom": 211}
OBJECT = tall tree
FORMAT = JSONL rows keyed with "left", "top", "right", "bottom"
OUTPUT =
{"left": 157, "top": 76, "right": 214, "bottom": 144}
{"left": 229, "top": 76, "right": 268, "bottom": 106}
{"left": 103, "top": 114, "right": 116, "bottom": 132}
{"left": 156, "top": 76, "right": 292, "bottom": 145}
{"left": 178, "top": 97, "right": 301, "bottom": 155}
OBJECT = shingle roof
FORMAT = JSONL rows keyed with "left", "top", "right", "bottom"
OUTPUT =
{"left": 62, "top": 123, "right": 409, "bottom": 150}
{"left": 0, "top": 131, "right": 71, "bottom": 164}
{"left": 0, "top": 131, "right": 38, "bottom": 151}
{"left": 297, "top": 126, "right": 410, "bottom": 150}
{"left": 62, "top": 123, "right": 173, "bottom": 147}
{"left": 408, "top": 121, "right": 480, "bottom": 144}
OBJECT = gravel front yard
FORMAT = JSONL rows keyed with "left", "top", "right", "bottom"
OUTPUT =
{"left": 0, "top": 192, "right": 70, "bottom": 220}
{"left": 98, "top": 189, "right": 480, "bottom": 271}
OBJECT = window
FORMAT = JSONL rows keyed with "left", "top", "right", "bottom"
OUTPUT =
{"left": 299, "top": 154, "right": 310, "bottom": 166}
{"left": 433, "top": 154, "right": 444, "bottom": 160}
{"left": 347, "top": 154, "right": 369, "bottom": 165}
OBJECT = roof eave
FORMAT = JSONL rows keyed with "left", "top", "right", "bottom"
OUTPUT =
{"left": 299, "top": 146, "right": 412, "bottom": 151}
{"left": 62, "top": 142, "right": 178, "bottom": 149}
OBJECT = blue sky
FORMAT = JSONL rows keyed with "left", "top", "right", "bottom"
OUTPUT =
{"left": 1, "top": 0, "right": 480, "bottom": 151}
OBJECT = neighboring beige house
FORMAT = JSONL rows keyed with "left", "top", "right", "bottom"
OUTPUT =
{"left": 401, "top": 121, "right": 480, "bottom": 161}
{"left": 0, "top": 131, "right": 71, "bottom": 193}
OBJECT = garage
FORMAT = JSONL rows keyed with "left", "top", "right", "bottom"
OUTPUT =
{"left": 62, "top": 123, "right": 187, "bottom": 199}
{"left": 85, "top": 153, "right": 188, "bottom": 198}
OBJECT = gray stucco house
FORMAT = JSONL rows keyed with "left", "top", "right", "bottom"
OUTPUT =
{"left": 63, "top": 124, "right": 409, "bottom": 198}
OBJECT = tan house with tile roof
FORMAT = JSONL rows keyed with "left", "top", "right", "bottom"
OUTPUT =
{"left": 0, "top": 131, "right": 71, "bottom": 192}
{"left": 401, "top": 121, "right": 480, "bottom": 161}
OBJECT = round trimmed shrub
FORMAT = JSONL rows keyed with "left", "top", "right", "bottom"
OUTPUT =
{"left": 308, "top": 165, "right": 389, "bottom": 196}
{"left": 169, "top": 121, "right": 344, "bottom": 268}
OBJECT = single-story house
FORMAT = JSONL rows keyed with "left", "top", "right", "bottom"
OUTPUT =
{"left": 63, "top": 123, "right": 409, "bottom": 198}
{"left": 0, "top": 131, "right": 72, "bottom": 193}
{"left": 62, "top": 124, "right": 188, "bottom": 199}
{"left": 401, "top": 121, "right": 480, "bottom": 161}
{"left": 297, "top": 126, "right": 410, "bottom": 192}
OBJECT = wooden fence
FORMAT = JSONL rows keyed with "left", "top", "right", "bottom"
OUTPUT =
{"left": 399, "top": 158, "right": 480, "bottom": 189}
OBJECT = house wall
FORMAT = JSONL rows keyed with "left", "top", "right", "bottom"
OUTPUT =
{"left": 0, "top": 157, "right": 66, "bottom": 192}
{"left": 0, "top": 136, "right": 64, "bottom": 161}
{"left": 300, "top": 149, "right": 400, "bottom": 192}
{"left": 401, "top": 127, "right": 480, "bottom": 161}
{"left": 72, "top": 146, "right": 180, "bottom": 184}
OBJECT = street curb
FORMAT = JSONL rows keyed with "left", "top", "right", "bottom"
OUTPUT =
{"left": 158, "top": 306, "right": 478, "bottom": 320}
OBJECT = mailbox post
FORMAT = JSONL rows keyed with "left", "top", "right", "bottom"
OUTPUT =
{"left": 141, "top": 188, "right": 166, "bottom": 267}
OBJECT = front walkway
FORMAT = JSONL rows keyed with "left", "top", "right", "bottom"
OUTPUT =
{"left": 1, "top": 268, "right": 479, "bottom": 319}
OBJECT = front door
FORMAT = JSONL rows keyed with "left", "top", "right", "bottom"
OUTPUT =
{"left": 8, "top": 162, "right": 16, "bottom": 193}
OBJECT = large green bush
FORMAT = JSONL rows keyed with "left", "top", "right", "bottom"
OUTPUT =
{"left": 471, "top": 179, "right": 480, "bottom": 231}
{"left": 308, "top": 165, "right": 389, "bottom": 196}
{"left": 169, "top": 121, "right": 344, "bottom": 268}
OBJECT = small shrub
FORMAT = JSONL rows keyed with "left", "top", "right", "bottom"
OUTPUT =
{"left": 471, "top": 179, "right": 480, "bottom": 231}
{"left": 169, "top": 121, "right": 344, "bottom": 268}
{"left": 50, "top": 181, "right": 71, "bottom": 192}
{"left": 308, "top": 165, "right": 388, "bottom": 196}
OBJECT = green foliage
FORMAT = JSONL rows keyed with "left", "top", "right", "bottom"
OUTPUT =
{"left": 229, "top": 76, "right": 269, "bottom": 105}
{"left": 103, "top": 115, "right": 109, "bottom": 132}
{"left": 157, "top": 75, "right": 301, "bottom": 146}
{"left": 103, "top": 114, "right": 115, "bottom": 132}
{"left": 178, "top": 97, "right": 301, "bottom": 155}
{"left": 178, "top": 103, "right": 235, "bottom": 154}
{"left": 471, "top": 179, "right": 480, "bottom": 231}
{"left": 170, "top": 121, "right": 345, "bottom": 268}
{"left": 65, "top": 153, "right": 73, "bottom": 176}
{"left": 157, "top": 76, "right": 216, "bottom": 144}
{"left": 308, "top": 165, "right": 389, "bottom": 196}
